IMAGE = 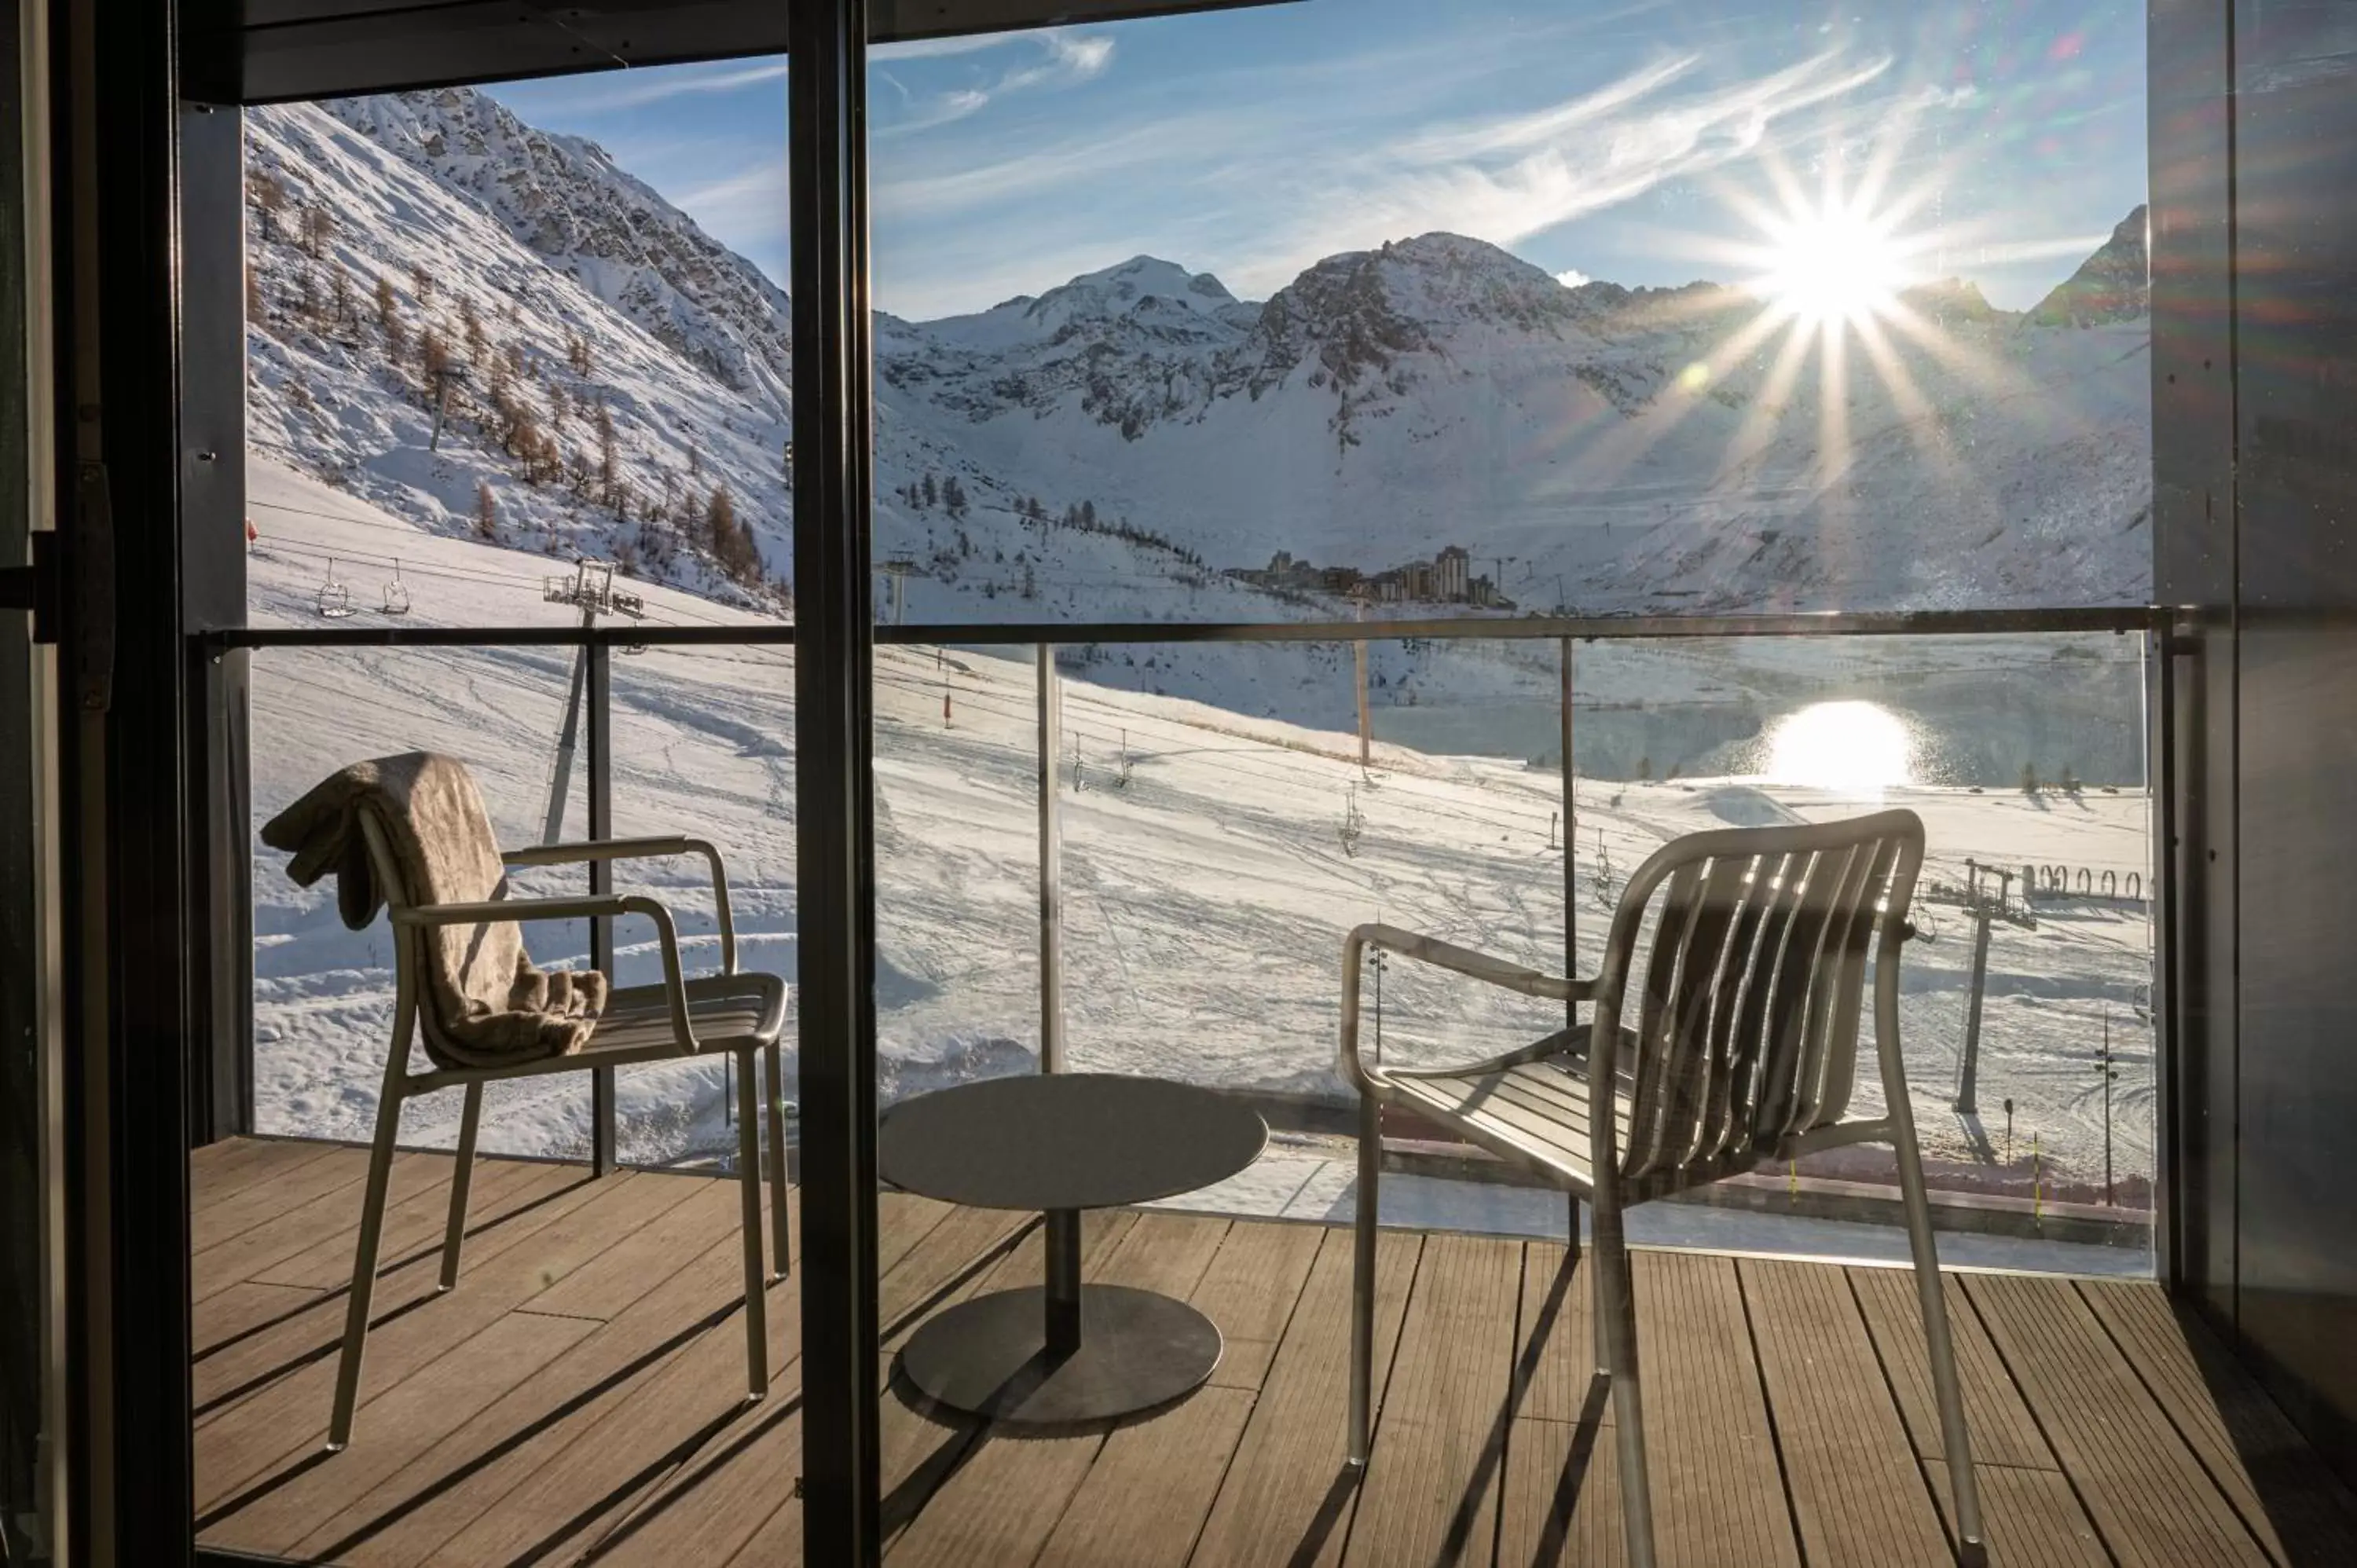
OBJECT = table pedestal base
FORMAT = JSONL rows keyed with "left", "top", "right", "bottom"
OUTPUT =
{"left": 898, "top": 1283, "right": 1222, "bottom": 1425}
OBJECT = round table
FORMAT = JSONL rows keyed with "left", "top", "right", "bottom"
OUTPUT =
{"left": 879, "top": 1073, "right": 1267, "bottom": 1425}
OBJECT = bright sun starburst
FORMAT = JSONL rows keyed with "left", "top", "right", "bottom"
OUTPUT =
{"left": 1757, "top": 201, "right": 1910, "bottom": 326}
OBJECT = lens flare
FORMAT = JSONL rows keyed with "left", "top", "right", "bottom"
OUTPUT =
{"left": 1757, "top": 204, "right": 1909, "bottom": 326}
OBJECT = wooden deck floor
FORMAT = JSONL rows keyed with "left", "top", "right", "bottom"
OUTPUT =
{"left": 191, "top": 1137, "right": 2357, "bottom": 1566}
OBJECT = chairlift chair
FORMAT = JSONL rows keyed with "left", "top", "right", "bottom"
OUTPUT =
{"left": 315, "top": 555, "right": 354, "bottom": 618}
{"left": 380, "top": 558, "right": 412, "bottom": 616}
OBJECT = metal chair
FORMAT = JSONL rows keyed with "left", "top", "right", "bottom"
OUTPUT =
{"left": 1340, "top": 808, "right": 1984, "bottom": 1567}
{"left": 326, "top": 810, "right": 790, "bottom": 1449}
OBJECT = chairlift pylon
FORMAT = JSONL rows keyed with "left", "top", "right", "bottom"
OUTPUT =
{"left": 380, "top": 558, "right": 412, "bottom": 616}
{"left": 315, "top": 555, "right": 354, "bottom": 618}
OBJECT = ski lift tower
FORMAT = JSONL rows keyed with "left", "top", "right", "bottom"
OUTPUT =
{"left": 538, "top": 560, "right": 646, "bottom": 845}
{"left": 879, "top": 555, "right": 918, "bottom": 627}
{"left": 1921, "top": 858, "right": 2037, "bottom": 1116}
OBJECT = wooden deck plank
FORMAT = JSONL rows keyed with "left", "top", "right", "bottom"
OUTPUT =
{"left": 272, "top": 1189, "right": 812, "bottom": 1568}
{"left": 192, "top": 1160, "right": 596, "bottom": 1417}
{"left": 1036, "top": 1387, "right": 1258, "bottom": 1568}
{"left": 2078, "top": 1278, "right": 2357, "bottom": 1564}
{"left": 1741, "top": 1257, "right": 1953, "bottom": 1567}
{"left": 251, "top": 1154, "right": 555, "bottom": 1291}
{"left": 196, "top": 1281, "right": 329, "bottom": 1360}
{"left": 1497, "top": 1243, "right": 1621, "bottom": 1568}
{"left": 877, "top": 1211, "right": 1142, "bottom": 1554}
{"left": 1847, "top": 1266, "right": 2061, "bottom": 1471}
{"left": 174, "top": 1142, "right": 2357, "bottom": 1568}
{"left": 192, "top": 1145, "right": 376, "bottom": 1252}
{"left": 422, "top": 1194, "right": 992, "bottom": 1568}
{"left": 687, "top": 1202, "right": 1050, "bottom": 1568}
{"left": 1341, "top": 1232, "right": 1525, "bottom": 1566}
{"left": 1034, "top": 1218, "right": 1314, "bottom": 1568}
{"left": 192, "top": 1136, "right": 349, "bottom": 1204}
{"left": 1189, "top": 1218, "right": 1325, "bottom": 1392}
{"left": 887, "top": 1214, "right": 1233, "bottom": 1568}
{"left": 1187, "top": 1226, "right": 1421, "bottom": 1568}
{"left": 374, "top": 1194, "right": 810, "bottom": 1568}
{"left": 197, "top": 1310, "right": 606, "bottom": 1556}
{"left": 518, "top": 1174, "right": 751, "bottom": 1321}
{"left": 1620, "top": 1251, "right": 1801, "bottom": 1568}
{"left": 1508, "top": 1241, "right": 1603, "bottom": 1427}
{"left": 1497, "top": 1413, "right": 1624, "bottom": 1568}
{"left": 1924, "top": 1462, "right": 2110, "bottom": 1568}
{"left": 193, "top": 1152, "right": 443, "bottom": 1303}
{"left": 194, "top": 1169, "right": 695, "bottom": 1513}
{"left": 1966, "top": 1273, "right": 2272, "bottom": 1566}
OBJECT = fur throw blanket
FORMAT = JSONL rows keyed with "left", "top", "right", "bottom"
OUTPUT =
{"left": 261, "top": 752, "right": 608, "bottom": 1071}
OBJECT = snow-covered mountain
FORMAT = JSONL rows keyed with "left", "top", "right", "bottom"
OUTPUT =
{"left": 243, "top": 85, "right": 2152, "bottom": 658}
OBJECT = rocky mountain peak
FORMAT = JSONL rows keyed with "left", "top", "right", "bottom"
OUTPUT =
{"left": 2025, "top": 206, "right": 2148, "bottom": 328}
{"left": 321, "top": 86, "right": 794, "bottom": 418}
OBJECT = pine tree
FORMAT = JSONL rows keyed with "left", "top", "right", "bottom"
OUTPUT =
{"left": 921, "top": 473, "right": 937, "bottom": 508}
{"left": 943, "top": 477, "right": 969, "bottom": 520}
{"left": 596, "top": 400, "right": 618, "bottom": 498}
{"left": 409, "top": 263, "right": 435, "bottom": 306}
{"left": 707, "top": 484, "right": 737, "bottom": 559}
{"left": 474, "top": 481, "right": 498, "bottom": 540}
{"left": 459, "top": 295, "right": 486, "bottom": 365}
{"left": 249, "top": 170, "right": 287, "bottom": 244}
{"left": 420, "top": 325, "right": 450, "bottom": 382}
{"left": 330, "top": 265, "right": 354, "bottom": 325}
{"left": 373, "top": 274, "right": 398, "bottom": 329}
{"left": 299, "top": 206, "right": 336, "bottom": 260}
{"left": 1079, "top": 499, "right": 1097, "bottom": 529}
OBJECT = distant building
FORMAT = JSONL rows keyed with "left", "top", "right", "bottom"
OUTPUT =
{"left": 1435, "top": 544, "right": 1471, "bottom": 602}
{"left": 1402, "top": 561, "right": 1435, "bottom": 600}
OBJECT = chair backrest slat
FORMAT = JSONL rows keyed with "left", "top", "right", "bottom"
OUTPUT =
{"left": 1698, "top": 852, "right": 1785, "bottom": 1160}
{"left": 1593, "top": 811, "right": 1923, "bottom": 1184}
{"left": 1799, "top": 837, "right": 1898, "bottom": 1129}
{"left": 1629, "top": 854, "right": 1750, "bottom": 1178}
{"left": 1623, "top": 862, "right": 1702, "bottom": 1175}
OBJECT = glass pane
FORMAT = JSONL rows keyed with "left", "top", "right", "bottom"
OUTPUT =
{"left": 870, "top": 2, "right": 2150, "bottom": 623}
{"left": 249, "top": 645, "right": 594, "bottom": 1158}
{"left": 606, "top": 641, "right": 797, "bottom": 1171}
{"left": 874, "top": 643, "right": 1044, "bottom": 1104}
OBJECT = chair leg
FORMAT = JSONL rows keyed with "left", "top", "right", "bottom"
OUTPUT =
{"left": 1348, "top": 1090, "right": 1379, "bottom": 1468}
{"left": 763, "top": 1039, "right": 790, "bottom": 1279}
{"left": 1896, "top": 1134, "right": 1987, "bottom": 1564}
{"left": 1566, "top": 1191, "right": 1583, "bottom": 1264}
{"left": 1596, "top": 1198, "right": 1657, "bottom": 1568}
{"left": 735, "top": 1046, "right": 769, "bottom": 1401}
{"left": 328, "top": 1060, "right": 409, "bottom": 1450}
{"left": 439, "top": 1081, "right": 483, "bottom": 1291}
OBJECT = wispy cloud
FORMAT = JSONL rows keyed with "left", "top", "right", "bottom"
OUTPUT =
{"left": 1215, "top": 49, "right": 1894, "bottom": 292}
{"left": 880, "top": 29, "right": 1116, "bottom": 134}
{"left": 588, "top": 60, "right": 786, "bottom": 111}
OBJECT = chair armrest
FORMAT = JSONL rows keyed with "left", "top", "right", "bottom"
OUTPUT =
{"left": 500, "top": 836, "right": 738, "bottom": 974}
{"left": 1338, "top": 923, "right": 1593, "bottom": 1094}
{"left": 394, "top": 893, "right": 701, "bottom": 1053}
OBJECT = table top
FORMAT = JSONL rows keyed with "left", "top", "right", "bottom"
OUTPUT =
{"left": 878, "top": 1073, "right": 1269, "bottom": 1212}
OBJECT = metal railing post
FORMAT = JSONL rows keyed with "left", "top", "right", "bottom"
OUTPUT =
{"left": 587, "top": 637, "right": 616, "bottom": 1176}
{"left": 1039, "top": 642, "right": 1064, "bottom": 1075}
{"left": 1560, "top": 634, "right": 1582, "bottom": 1260}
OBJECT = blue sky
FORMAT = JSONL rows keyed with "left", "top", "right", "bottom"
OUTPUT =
{"left": 488, "top": 0, "right": 2145, "bottom": 321}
